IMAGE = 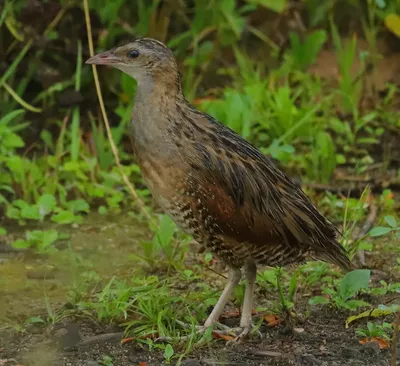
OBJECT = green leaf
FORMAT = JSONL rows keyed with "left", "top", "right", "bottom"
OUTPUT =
{"left": 204, "top": 252, "right": 213, "bottom": 263}
{"left": 369, "top": 226, "right": 392, "bottom": 237}
{"left": 3, "top": 132, "right": 24, "bottom": 148}
{"left": 0, "top": 227, "right": 6, "bottom": 236}
{"left": 6, "top": 206, "right": 20, "bottom": 220}
{"left": 384, "top": 215, "right": 397, "bottom": 228}
{"left": 249, "top": 0, "right": 287, "bottom": 13}
{"left": 12, "top": 239, "right": 31, "bottom": 249}
{"left": 66, "top": 199, "right": 89, "bottom": 214}
{"left": 0, "top": 109, "right": 25, "bottom": 125}
{"left": 38, "top": 194, "right": 57, "bottom": 218}
{"left": 339, "top": 269, "right": 370, "bottom": 300}
{"left": 22, "top": 230, "right": 59, "bottom": 251}
{"left": 164, "top": 344, "right": 174, "bottom": 361}
{"left": 98, "top": 205, "right": 108, "bottom": 215}
{"left": 308, "top": 296, "right": 330, "bottom": 305}
{"left": 52, "top": 210, "right": 82, "bottom": 224}
{"left": 25, "top": 316, "right": 45, "bottom": 324}
{"left": 155, "top": 215, "right": 176, "bottom": 249}
{"left": 20, "top": 204, "right": 41, "bottom": 220}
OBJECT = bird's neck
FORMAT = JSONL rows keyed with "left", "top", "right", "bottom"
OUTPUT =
{"left": 131, "top": 72, "right": 186, "bottom": 159}
{"left": 134, "top": 71, "right": 183, "bottom": 105}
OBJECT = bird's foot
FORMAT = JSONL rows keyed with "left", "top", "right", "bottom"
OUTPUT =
{"left": 225, "top": 323, "right": 263, "bottom": 345}
{"left": 155, "top": 320, "right": 262, "bottom": 344}
{"left": 155, "top": 320, "right": 231, "bottom": 343}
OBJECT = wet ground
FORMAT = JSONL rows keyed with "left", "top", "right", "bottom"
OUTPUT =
{"left": 0, "top": 213, "right": 398, "bottom": 366}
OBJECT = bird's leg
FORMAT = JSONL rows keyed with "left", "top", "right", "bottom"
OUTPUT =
{"left": 156, "top": 267, "right": 241, "bottom": 343}
{"left": 203, "top": 267, "right": 242, "bottom": 327}
{"left": 228, "top": 261, "right": 260, "bottom": 343}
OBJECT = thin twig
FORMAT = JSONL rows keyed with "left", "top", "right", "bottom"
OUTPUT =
{"left": 83, "top": 0, "right": 153, "bottom": 224}
{"left": 353, "top": 201, "right": 378, "bottom": 267}
{"left": 73, "top": 332, "right": 124, "bottom": 348}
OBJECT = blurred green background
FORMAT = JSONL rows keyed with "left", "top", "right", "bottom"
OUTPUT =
{"left": 1, "top": 0, "right": 400, "bottom": 216}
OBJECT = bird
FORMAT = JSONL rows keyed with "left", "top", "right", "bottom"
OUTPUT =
{"left": 86, "top": 38, "right": 352, "bottom": 342}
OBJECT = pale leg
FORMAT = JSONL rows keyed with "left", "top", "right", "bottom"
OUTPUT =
{"left": 156, "top": 267, "right": 241, "bottom": 342}
{"left": 228, "top": 261, "right": 259, "bottom": 342}
{"left": 204, "top": 267, "right": 242, "bottom": 327}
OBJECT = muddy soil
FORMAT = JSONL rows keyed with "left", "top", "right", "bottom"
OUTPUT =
{"left": 0, "top": 307, "right": 394, "bottom": 366}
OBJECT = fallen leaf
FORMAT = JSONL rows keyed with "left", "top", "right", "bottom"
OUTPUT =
{"left": 264, "top": 314, "right": 280, "bottom": 327}
{"left": 121, "top": 337, "right": 135, "bottom": 345}
{"left": 121, "top": 334, "right": 157, "bottom": 344}
{"left": 359, "top": 337, "right": 390, "bottom": 349}
{"left": 138, "top": 362, "right": 148, "bottom": 366}
{"left": 212, "top": 331, "right": 235, "bottom": 341}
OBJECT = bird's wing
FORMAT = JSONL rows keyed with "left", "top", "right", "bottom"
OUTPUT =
{"left": 184, "top": 112, "right": 351, "bottom": 269}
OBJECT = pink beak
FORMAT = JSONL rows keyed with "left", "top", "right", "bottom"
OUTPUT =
{"left": 86, "top": 51, "right": 121, "bottom": 65}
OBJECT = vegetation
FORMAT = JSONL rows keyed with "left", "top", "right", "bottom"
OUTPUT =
{"left": 0, "top": 0, "right": 399, "bottom": 365}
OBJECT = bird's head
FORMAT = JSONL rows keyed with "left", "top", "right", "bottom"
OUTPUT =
{"left": 86, "top": 38, "right": 179, "bottom": 86}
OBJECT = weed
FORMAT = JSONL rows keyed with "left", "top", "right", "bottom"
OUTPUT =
{"left": 100, "top": 355, "right": 114, "bottom": 366}
{"left": 309, "top": 270, "right": 371, "bottom": 311}
{"left": 356, "top": 321, "right": 393, "bottom": 340}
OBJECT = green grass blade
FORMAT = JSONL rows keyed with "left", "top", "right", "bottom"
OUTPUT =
{"left": 0, "top": 40, "right": 32, "bottom": 88}
{"left": 71, "top": 40, "right": 82, "bottom": 161}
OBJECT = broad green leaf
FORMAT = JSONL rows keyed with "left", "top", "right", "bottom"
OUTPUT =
{"left": 156, "top": 215, "right": 176, "bottom": 248}
{"left": 3, "top": 132, "right": 24, "bottom": 148}
{"left": 20, "top": 205, "right": 41, "bottom": 220}
{"left": 12, "top": 239, "right": 31, "bottom": 248}
{"left": 384, "top": 215, "right": 397, "bottom": 228}
{"left": 38, "top": 194, "right": 57, "bottom": 218}
{"left": 339, "top": 269, "right": 370, "bottom": 300}
{"left": 369, "top": 227, "right": 392, "bottom": 237}
{"left": 0, "top": 227, "right": 6, "bottom": 236}
{"left": 164, "top": 344, "right": 174, "bottom": 361}
{"left": 52, "top": 210, "right": 82, "bottom": 224}
{"left": 66, "top": 199, "right": 89, "bottom": 214}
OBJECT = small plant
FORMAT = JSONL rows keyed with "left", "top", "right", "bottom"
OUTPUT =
{"left": 100, "top": 355, "right": 114, "bottom": 366}
{"left": 356, "top": 321, "right": 392, "bottom": 340}
{"left": 12, "top": 229, "right": 59, "bottom": 252}
{"left": 133, "top": 214, "right": 189, "bottom": 270}
{"left": 288, "top": 30, "right": 327, "bottom": 70}
{"left": 163, "top": 343, "right": 175, "bottom": 363}
{"left": 309, "top": 269, "right": 371, "bottom": 311}
{"left": 369, "top": 215, "right": 400, "bottom": 239}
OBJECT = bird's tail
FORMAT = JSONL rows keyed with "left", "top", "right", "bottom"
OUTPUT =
{"left": 316, "top": 241, "right": 354, "bottom": 271}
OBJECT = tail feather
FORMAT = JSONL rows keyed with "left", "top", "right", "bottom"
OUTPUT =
{"left": 316, "top": 241, "right": 353, "bottom": 271}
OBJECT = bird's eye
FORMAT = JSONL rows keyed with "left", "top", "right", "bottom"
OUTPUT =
{"left": 127, "top": 50, "right": 140, "bottom": 59}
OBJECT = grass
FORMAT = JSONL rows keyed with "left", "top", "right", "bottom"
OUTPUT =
{"left": 0, "top": 0, "right": 400, "bottom": 364}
